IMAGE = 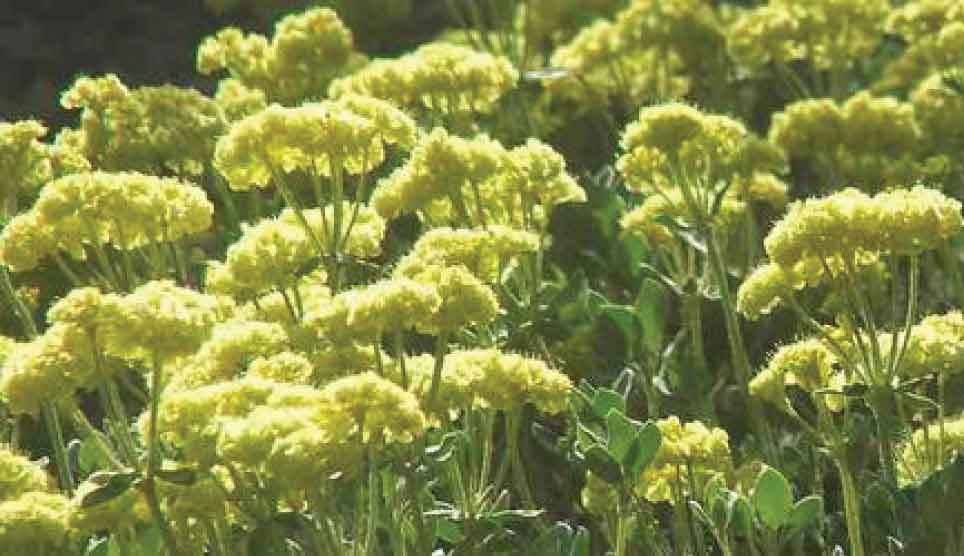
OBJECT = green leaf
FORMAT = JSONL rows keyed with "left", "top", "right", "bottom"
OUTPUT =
{"left": 635, "top": 278, "right": 666, "bottom": 354}
{"left": 788, "top": 495, "right": 823, "bottom": 533}
{"left": 155, "top": 467, "right": 197, "bottom": 486}
{"left": 81, "top": 470, "right": 141, "bottom": 508}
{"left": 436, "top": 519, "right": 466, "bottom": 544}
{"left": 626, "top": 422, "right": 661, "bottom": 476}
{"left": 599, "top": 305, "right": 641, "bottom": 360}
{"left": 77, "top": 437, "right": 109, "bottom": 476}
{"left": 591, "top": 388, "right": 625, "bottom": 419}
{"left": 584, "top": 444, "right": 623, "bottom": 484}
{"left": 752, "top": 466, "right": 794, "bottom": 530}
{"left": 606, "top": 409, "right": 640, "bottom": 464}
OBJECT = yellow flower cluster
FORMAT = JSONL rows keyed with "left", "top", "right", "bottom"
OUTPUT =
{"left": 0, "top": 446, "right": 50, "bottom": 502}
{"left": 59, "top": 75, "right": 224, "bottom": 176}
{"left": 727, "top": 0, "right": 889, "bottom": 71}
{"left": 0, "top": 323, "right": 97, "bottom": 415}
{"left": 749, "top": 337, "right": 845, "bottom": 413}
{"left": 524, "top": 0, "right": 624, "bottom": 47}
{"left": 898, "top": 415, "right": 964, "bottom": 487}
{"left": 371, "top": 128, "right": 505, "bottom": 221}
{"left": 0, "top": 171, "right": 213, "bottom": 272}
{"left": 400, "top": 349, "right": 573, "bottom": 418}
{"left": 638, "top": 416, "right": 732, "bottom": 503}
{"left": 0, "top": 491, "right": 71, "bottom": 555}
{"left": 393, "top": 226, "right": 540, "bottom": 283}
{"left": 213, "top": 96, "right": 415, "bottom": 190}
{"left": 881, "top": 312, "right": 964, "bottom": 380}
{"left": 618, "top": 102, "right": 784, "bottom": 195}
{"left": 158, "top": 372, "right": 426, "bottom": 489}
{"left": 167, "top": 319, "right": 290, "bottom": 391}
{"left": 0, "top": 120, "right": 88, "bottom": 208}
{"left": 878, "top": 0, "right": 964, "bottom": 91}
{"left": 329, "top": 42, "right": 518, "bottom": 116}
{"left": 549, "top": 0, "right": 722, "bottom": 106}
{"left": 497, "top": 139, "right": 588, "bottom": 223}
{"left": 620, "top": 188, "right": 750, "bottom": 248}
{"left": 769, "top": 92, "right": 935, "bottom": 190}
{"left": 197, "top": 7, "right": 363, "bottom": 104}
{"left": 209, "top": 204, "right": 384, "bottom": 297}
{"left": 97, "top": 280, "right": 228, "bottom": 363}
{"left": 763, "top": 187, "right": 962, "bottom": 272}
{"left": 0, "top": 447, "right": 68, "bottom": 555}
{"left": 372, "top": 129, "right": 585, "bottom": 228}
{"left": 308, "top": 278, "right": 441, "bottom": 343}
{"left": 214, "top": 78, "right": 268, "bottom": 122}
{"left": 911, "top": 73, "right": 964, "bottom": 163}
{"left": 402, "top": 264, "right": 500, "bottom": 335}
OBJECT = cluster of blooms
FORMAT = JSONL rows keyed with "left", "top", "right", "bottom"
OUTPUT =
{"left": 58, "top": 75, "right": 224, "bottom": 176}
{"left": 213, "top": 95, "right": 415, "bottom": 190}
{"left": 618, "top": 103, "right": 785, "bottom": 196}
{"left": 768, "top": 92, "right": 943, "bottom": 190}
{"left": 738, "top": 187, "right": 961, "bottom": 319}
{"left": 522, "top": 0, "right": 624, "bottom": 49}
{"left": 726, "top": 0, "right": 890, "bottom": 72}
{"left": 910, "top": 74, "right": 964, "bottom": 169}
{"left": 549, "top": 0, "right": 724, "bottom": 108}
{"left": 897, "top": 414, "right": 964, "bottom": 487}
{"left": 197, "top": 7, "right": 364, "bottom": 104}
{"left": 878, "top": 0, "right": 964, "bottom": 92}
{"left": 329, "top": 42, "right": 518, "bottom": 117}
{"left": 0, "top": 287, "right": 143, "bottom": 415}
{"left": 156, "top": 372, "right": 425, "bottom": 491}
{"left": 0, "top": 171, "right": 213, "bottom": 273}
{"left": 764, "top": 187, "right": 961, "bottom": 271}
{"left": 0, "top": 120, "right": 89, "bottom": 210}
{"left": 96, "top": 280, "right": 229, "bottom": 363}
{"left": 372, "top": 128, "right": 585, "bottom": 229}
{"left": 0, "top": 447, "right": 73, "bottom": 553}
{"left": 749, "top": 337, "right": 846, "bottom": 414}
{"left": 393, "top": 226, "right": 540, "bottom": 283}
{"left": 638, "top": 416, "right": 732, "bottom": 503}
{"left": 616, "top": 103, "right": 785, "bottom": 248}
{"left": 399, "top": 349, "right": 573, "bottom": 420}
{"left": 206, "top": 204, "right": 385, "bottom": 298}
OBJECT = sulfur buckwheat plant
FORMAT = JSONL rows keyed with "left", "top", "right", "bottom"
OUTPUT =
{"left": 6, "top": 2, "right": 964, "bottom": 555}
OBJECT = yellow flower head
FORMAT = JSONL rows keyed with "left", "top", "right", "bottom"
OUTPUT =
{"left": 61, "top": 75, "right": 224, "bottom": 176}
{"left": 330, "top": 42, "right": 518, "bottom": 116}
{"left": 394, "top": 225, "right": 540, "bottom": 283}
{"left": 167, "top": 319, "right": 290, "bottom": 391}
{"left": 0, "top": 324, "right": 96, "bottom": 415}
{"left": 639, "top": 416, "right": 732, "bottom": 503}
{"left": 0, "top": 492, "right": 70, "bottom": 554}
{"left": 197, "top": 7, "right": 361, "bottom": 104}
{"left": 0, "top": 446, "right": 50, "bottom": 502}
{"left": 214, "top": 98, "right": 414, "bottom": 190}
{"left": 370, "top": 128, "right": 507, "bottom": 221}
{"left": 98, "top": 280, "right": 227, "bottom": 363}
{"left": 898, "top": 415, "right": 964, "bottom": 487}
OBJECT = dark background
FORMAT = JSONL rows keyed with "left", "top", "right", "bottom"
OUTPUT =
{"left": 0, "top": 0, "right": 449, "bottom": 129}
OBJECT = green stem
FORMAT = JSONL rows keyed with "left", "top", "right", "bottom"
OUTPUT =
{"left": 836, "top": 456, "right": 865, "bottom": 556}
{"left": 0, "top": 266, "right": 38, "bottom": 338}
{"left": 393, "top": 331, "right": 408, "bottom": 389}
{"left": 364, "top": 445, "right": 379, "bottom": 555}
{"left": 144, "top": 353, "right": 179, "bottom": 555}
{"left": 427, "top": 331, "right": 450, "bottom": 406}
{"left": 41, "top": 402, "right": 74, "bottom": 494}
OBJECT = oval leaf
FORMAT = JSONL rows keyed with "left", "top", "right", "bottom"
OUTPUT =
{"left": 752, "top": 466, "right": 794, "bottom": 530}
